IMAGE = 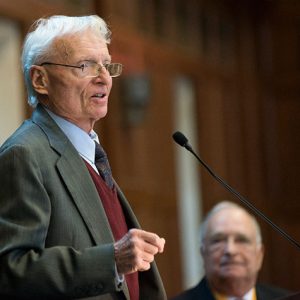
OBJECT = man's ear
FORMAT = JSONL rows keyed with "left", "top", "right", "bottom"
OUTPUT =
{"left": 30, "top": 66, "right": 49, "bottom": 95}
{"left": 257, "top": 243, "right": 265, "bottom": 270}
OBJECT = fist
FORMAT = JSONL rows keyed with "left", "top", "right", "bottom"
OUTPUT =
{"left": 114, "top": 228, "right": 165, "bottom": 274}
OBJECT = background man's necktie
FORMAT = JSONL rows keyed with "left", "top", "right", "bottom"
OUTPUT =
{"left": 94, "top": 142, "right": 114, "bottom": 188}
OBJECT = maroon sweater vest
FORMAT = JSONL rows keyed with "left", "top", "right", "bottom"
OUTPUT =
{"left": 84, "top": 161, "right": 139, "bottom": 300}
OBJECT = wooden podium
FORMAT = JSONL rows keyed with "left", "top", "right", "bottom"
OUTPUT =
{"left": 276, "top": 292, "right": 300, "bottom": 300}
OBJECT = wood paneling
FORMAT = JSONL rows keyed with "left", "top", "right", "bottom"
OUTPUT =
{"left": 1, "top": 0, "right": 300, "bottom": 297}
{"left": 0, "top": 0, "right": 94, "bottom": 22}
{"left": 98, "top": 0, "right": 300, "bottom": 296}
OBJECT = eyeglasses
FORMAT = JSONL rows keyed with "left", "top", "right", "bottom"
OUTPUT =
{"left": 40, "top": 61, "right": 122, "bottom": 78}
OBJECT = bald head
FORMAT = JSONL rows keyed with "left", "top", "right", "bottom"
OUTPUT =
{"left": 200, "top": 201, "right": 264, "bottom": 297}
{"left": 200, "top": 201, "right": 262, "bottom": 246}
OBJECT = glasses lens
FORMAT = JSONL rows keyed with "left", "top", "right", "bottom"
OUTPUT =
{"left": 83, "top": 62, "right": 123, "bottom": 78}
{"left": 106, "top": 63, "right": 122, "bottom": 77}
{"left": 75, "top": 63, "right": 90, "bottom": 78}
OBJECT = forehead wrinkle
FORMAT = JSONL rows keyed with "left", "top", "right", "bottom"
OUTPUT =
{"left": 207, "top": 209, "right": 256, "bottom": 238}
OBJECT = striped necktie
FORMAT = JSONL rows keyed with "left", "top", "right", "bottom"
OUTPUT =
{"left": 94, "top": 141, "right": 114, "bottom": 189}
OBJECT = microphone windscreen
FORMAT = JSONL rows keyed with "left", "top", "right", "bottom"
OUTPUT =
{"left": 172, "top": 131, "right": 188, "bottom": 147}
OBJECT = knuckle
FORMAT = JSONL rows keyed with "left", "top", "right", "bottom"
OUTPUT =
{"left": 128, "top": 228, "right": 138, "bottom": 236}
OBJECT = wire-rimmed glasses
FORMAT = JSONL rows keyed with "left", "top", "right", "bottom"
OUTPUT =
{"left": 40, "top": 61, "right": 123, "bottom": 78}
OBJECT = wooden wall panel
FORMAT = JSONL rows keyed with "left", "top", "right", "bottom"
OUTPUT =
{"left": 100, "top": 0, "right": 300, "bottom": 295}
{"left": 0, "top": 0, "right": 94, "bottom": 23}
{"left": 2, "top": 0, "right": 300, "bottom": 296}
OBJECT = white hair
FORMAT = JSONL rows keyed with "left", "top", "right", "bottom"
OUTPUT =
{"left": 21, "top": 15, "right": 111, "bottom": 107}
{"left": 199, "top": 201, "right": 263, "bottom": 246}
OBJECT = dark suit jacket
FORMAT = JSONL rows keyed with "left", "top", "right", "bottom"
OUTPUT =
{"left": 170, "top": 277, "right": 290, "bottom": 300}
{"left": 0, "top": 105, "right": 166, "bottom": 300}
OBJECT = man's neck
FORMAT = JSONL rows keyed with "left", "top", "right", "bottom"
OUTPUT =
{"left": 210, "top": 278, "right": 255, "bottom": 298}
{"left": 213, "top": 287, "right": 255, "bottom": 300}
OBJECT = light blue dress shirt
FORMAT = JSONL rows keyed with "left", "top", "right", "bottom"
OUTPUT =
{"left": 45, "top": 108, "right": 99, "bottom": 174}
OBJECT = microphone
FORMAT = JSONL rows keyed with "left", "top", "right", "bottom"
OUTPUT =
{"left": 172, "top": 131, "right": 300, "bottom": 251}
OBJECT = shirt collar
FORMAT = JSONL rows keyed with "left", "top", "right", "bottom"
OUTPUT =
{"left": 45, "top": 108, "right": 97, "bottom": 164}
{"left": 213, "top": 287, "right": 255, "bottom": 300}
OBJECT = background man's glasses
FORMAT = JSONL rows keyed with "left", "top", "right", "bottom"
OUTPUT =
{"left": 40, "top": 61, "right": 122, "bottom": 78}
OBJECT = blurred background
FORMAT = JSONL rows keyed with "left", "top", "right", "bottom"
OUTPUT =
{"left": 0, "top": 0, "right": 299, "bottom": 297}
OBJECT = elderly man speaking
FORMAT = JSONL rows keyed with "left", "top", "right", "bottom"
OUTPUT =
{"left": 0, "top": 15, "right": 166, "bottom": 300}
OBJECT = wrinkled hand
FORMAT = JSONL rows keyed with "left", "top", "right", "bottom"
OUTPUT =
{"left": 114, "top": 228, "right": 165, "bottom": 274}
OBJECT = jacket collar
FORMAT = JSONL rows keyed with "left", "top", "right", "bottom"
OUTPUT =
{"left": 32, "top": 104, "right": 115, "bottom": 245}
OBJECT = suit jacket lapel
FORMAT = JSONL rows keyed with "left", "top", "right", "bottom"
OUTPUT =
{"left": 33, "top": 105, "right": 133, "bottom": 299}
{"left": 197, "top": 277, "right": 216, "bottom": 299}
{"left": 56, "top": 153, "right": 114, "bottom": 244}
{"left": 32, "top": 105, "right": 114, "bottom": 245}
{"left": 55, "top": 144, "right": 131, "bottom": 300}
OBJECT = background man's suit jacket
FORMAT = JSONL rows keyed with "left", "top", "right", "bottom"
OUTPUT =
{"left": 170, "top": 277, "right": 291, "bottom": 300}
{"left": 0, "top": 104, "right": 166, "bottom": 300}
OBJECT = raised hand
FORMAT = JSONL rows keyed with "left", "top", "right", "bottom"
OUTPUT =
{"left": 114, "top": 228, "right": 165, "bottom": 274}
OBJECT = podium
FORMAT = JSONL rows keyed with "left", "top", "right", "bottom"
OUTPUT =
{"left": 276, "top": 292, "right": 300, "bottom": 300}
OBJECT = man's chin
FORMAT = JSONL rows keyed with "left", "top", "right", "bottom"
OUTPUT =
{"left": 93, "top": 109, "right": 108, "bottom": 121}
{"left": 220, "top": 266, "right": 246, "bottom": 278}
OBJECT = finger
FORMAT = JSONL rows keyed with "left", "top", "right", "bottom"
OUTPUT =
{"left": 144, "top": 236, "right": 165, "bottom": 253}
{"left": 134, "top": 229, "right": 166, "bottom": 252}
{"left": 137, "top": 259, "right": 151, "bottom": 272}
{"left": 140, "top": 251, "right": 155, "bottom": 263}
{"left": 157, "top": 237, "right": 165, "bottom": 253}
{"left": 128, "top": 255, "right": 152, "bottom": 273}
{"left": 141, "top": 241, "right": 159, "bottom": 255}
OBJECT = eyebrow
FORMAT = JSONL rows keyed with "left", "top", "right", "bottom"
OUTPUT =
{"left": 75, "top": 57, "right": 112, "bottom": 65}
{"left": 209, "top": 232, "right": 252, "bottom": 240}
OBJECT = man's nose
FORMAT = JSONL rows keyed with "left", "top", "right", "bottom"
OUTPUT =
{"left": 94, "top": 70, "right": 111, "bottom": 85}
{"left": 224, "top": 238, "right": 238, "bottom": 253}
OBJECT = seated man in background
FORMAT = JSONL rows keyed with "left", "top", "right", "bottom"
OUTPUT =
{"left": 171, "top": 201, "right": 291, "bottom": 300}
